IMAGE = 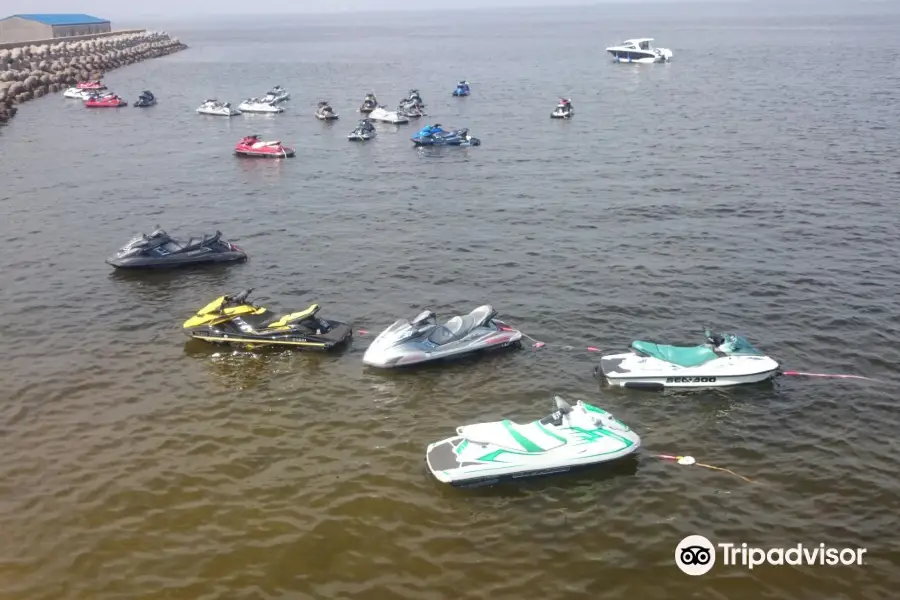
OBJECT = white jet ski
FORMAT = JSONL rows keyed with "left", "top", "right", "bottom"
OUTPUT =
{"left": 550, "top": 98, "right": 574, "bottom": 119}
{"left": 362, "top": 305, "right": 522, "bottom": 368}
{"left": 64, "top": 86, "right": 104, "bottom": 99}
{"left": 398, "top": 101, "right": 426, "bottom": 118}
{"left": 196, "top": 99, "right": 241, "bottom": 116}
{"left": 426, "top": 396, "right": 641, "bottom": 488}
{"left": 369, "top": 105, "right": 409, "bottom": 124}
{"left": 263, "top": 85, "right": 290, "bottom": 103}
{"left": 597, "top": 330, "right": 780, "bottom": 390}
{"left": 238, "top": 98, "right": 284, "bottom": 113}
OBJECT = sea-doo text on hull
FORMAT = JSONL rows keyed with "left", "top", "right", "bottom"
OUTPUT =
{"left": 183, "top": 288, "right": 352, "bottom": 351}
{"left": 363, "top": 305, "right": 521, "bottom": 368}
{"left": 606, "top": 38, "right": 673, "bottom": 63}
{"left": 426, "top": 396, "right": 641, "bottom": 488}
{"left": 106, "top": 228, "right": 247, "bottom": 269}
{"left": 234, "top": 134, "right": 295, "bottom": 158}
{"left": 196, "top": 100, "right": 241, "bottom": 116}
{"left": 597, "top": 330, "right": 779, "bottom": 390}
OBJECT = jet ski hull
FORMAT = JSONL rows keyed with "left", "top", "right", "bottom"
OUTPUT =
{"left": 597, "top": 352, "right": 780, "bottom": 389}
{"left": 187, "top": 321, "right": 352, "bottom": 350}
{"left": 426, "top": 399, "right": 640, "bottom": 488}
{"left": 363, "top": 320, "right": 521, "bottom": 368}
{"left": 234, "top": 147, "right": 295, "bottom": 158}
{"left": 106, "top": 249, "right": 247, "bottom": 269}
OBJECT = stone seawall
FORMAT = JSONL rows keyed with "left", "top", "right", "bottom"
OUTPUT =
{"left": 0, "top": 30, "right": 188, "bottom": 124}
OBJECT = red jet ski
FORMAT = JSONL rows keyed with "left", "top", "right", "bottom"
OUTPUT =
{"left": 84, "top": 93, "right": 127, "bottom": 108}
{"left": 76, "top": 80, "right": 105, "bottom": 90}
{"left": 234, "top": 135, "right": 295, "bottom": 158}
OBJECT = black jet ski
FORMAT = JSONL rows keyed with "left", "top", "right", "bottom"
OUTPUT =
{"left": 182, "top": 288, "right": 353, "bottom": 350}
{"left": 134, "top": 90, "right": 156, "bottom": 107}
{"left": 106, "top": 228, "right": 247, "bottom": 269}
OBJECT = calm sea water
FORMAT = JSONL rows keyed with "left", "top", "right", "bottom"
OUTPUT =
{"left": 1, "top": 3, "right": 899, "bottom": 599}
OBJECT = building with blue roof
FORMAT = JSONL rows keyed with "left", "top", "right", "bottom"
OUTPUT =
{"left": 0, "top": 14, "right": 111, "bottom": 44}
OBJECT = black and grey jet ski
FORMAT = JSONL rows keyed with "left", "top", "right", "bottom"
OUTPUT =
{"left": 183, "top": 288, "right": 352, "bottom": 351}
{"left": 362, "top": 305, "right": 523, "bottom": 368}
{"left": 106, "top": 228, "right": 247, "bottom": 269}
{"left": 359, "top": 93, "right": 378, "bottom": 113}
{"left": 134, "top": 90, "right": 156, "bottom": 107}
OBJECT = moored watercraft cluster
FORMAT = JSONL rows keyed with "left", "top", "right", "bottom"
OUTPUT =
{"left": 0, "top": 30, "right": 186, "bottom": 123}
{"left": 26, "top": 29, "right": 867, "bottom": 492}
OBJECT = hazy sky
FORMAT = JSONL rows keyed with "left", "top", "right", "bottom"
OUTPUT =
{"left": 4, "top": 0, "right": 735, "bottom": 20}
{"left": 1, "top": 0, "right": 880, "bottom": 20}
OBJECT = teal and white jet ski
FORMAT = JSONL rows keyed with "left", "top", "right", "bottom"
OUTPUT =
{"left": 597, "top": 330, "right": 779, "bottom": 390}
{"left": 425, "top": 397, "right": 640, "bottom": 488}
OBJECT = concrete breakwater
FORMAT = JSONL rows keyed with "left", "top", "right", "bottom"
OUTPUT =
{"left": 0, "top": 30, "right": 187, "bottom": 123}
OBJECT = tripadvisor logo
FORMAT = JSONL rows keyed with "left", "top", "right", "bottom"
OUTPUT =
{"left": 675, "top": 535, "right": 867, "bottom": 576}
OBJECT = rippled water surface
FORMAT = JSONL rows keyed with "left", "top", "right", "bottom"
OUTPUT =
{"left": 2, "top": 3, "right": 900, "bottom": 599}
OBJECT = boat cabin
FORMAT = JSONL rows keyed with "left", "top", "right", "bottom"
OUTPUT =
{"left": 621, "top": 38, "right": 653, "bottom": 51}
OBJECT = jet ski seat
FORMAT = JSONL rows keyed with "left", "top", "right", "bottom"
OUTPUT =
{"left": 261, "top": 304, "right": 320, "bottom": 329}
{"left": 458, "top": 420, "right": 566, "bottom": 453}
{"left": 631, "top": 341, "right": 718, "bottom": 368}
{"left": 430, "top": 305, "right": 495, "bottom": 345}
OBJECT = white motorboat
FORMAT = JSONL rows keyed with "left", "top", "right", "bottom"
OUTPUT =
{"left": 550, "top": 98, "right": 574, "bottom": 119}
{"left": 426, "top": 396, "right": 641, "bottom": 488}
{"left": 605, "top": 38, "right": 673, "bottom": 63}
{"left": 368, "top": 106, "right": 409, "bottom": 125}
{"left": 263, "top": 85, "right": 290, "bottom": 103}
{"left": 238, "top": 98, "right": 284, "bottom": 113}
{"left": 196, "top": 99, "right": 241, "bottom": 116}
{"left": 64, "top": 86, "right": 104, "bottom": 99}
{"left": 315, "top": 101, "right": 339, "bottom": 120}
{"left": 348, "top": 118, "right": 376, "bottom": 141}
{"left": 596, "top": 330, "right": 780, "bottom": 390}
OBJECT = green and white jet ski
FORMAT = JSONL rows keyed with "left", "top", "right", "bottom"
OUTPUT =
{"left": 425, "top": 397, "right": 640, "bottom": 488}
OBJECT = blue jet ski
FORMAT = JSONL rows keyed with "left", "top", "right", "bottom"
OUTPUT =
{"left": 452, "top": 80, "right": 470, "bottom": 97}
{"left": 411, "top": 124, "right": 481, "bottom": 147}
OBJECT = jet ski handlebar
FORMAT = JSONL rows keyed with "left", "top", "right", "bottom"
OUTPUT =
{"left": 225, "top": 288, "right": 254, "bottom": 306}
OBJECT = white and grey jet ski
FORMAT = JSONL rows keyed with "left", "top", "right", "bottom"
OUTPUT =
{"left": 238, "top": 98, "right": 284, "bottom": 113}
{"left": 362, "top": 305, "right": 522, "bottom": 368}
{"left": 597, "top": 330, "right": 780, "bottom": 390}
{"left": 369, "top": 106, "right": 409, "bottom": 124}
{"left": 263, "top": 85, "right": 290, "bottom": 103}
{"left": 196, "top": 99, "right": 241, "bottom": 116}
{"left": 426, "top": 396, "right": 641, "bottom": 488}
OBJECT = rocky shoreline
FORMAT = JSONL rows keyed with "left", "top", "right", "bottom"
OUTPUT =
{"left": 0, "top": 30, "right": 187, "bottom": 123}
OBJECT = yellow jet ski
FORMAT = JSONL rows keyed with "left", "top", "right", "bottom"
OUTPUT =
{"left": 183, "top": 288, "right": 352, "bottom": 350}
